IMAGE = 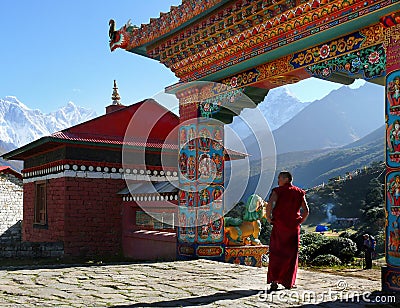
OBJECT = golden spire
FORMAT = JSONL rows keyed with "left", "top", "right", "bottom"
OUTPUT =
{"left": 111, "top": 80, "right": 121, "bottom": 105}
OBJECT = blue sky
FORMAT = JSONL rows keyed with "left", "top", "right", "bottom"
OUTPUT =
{"left": 0, "top": 0, "right": 364, "bottom": 115}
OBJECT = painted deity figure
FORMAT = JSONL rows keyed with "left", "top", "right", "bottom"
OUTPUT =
{"left": 179, "top": 190, "right": 187, "bottom": 205}
{"left": 389, "top": 216, "right": 400, "bottom": 254}
{"left": 212, "top": 153, "right": 223, "bottom": 179}
{"left": 179, "top": 214, "right": 187, "bottom": 239}
{"left": 180, "top": 128, "right": 187, "bottom": 147}
{"left": 390, "top": 120, "right": 400, "bottom": 153}
{"left": 187, "top": 216, "right": 196, "bottom": 239}
{"left": 188, "top": 127, "right": 196, "bottom": 151}
{"left": 388, "top": 76, "right": 400, "bottom": 108}
{"left": 210, "top": 213, "right": 223, "bottom": 240}
{"left": 179, "top": 152, "right": 188, "bottom": 176}
{"left": 213, "top": 187, "right": 223, "bottom": 209}
{"left": 187, "top": 155, "right": 196, "bottom": 180}
{"left": 199, "top": 212, "right": 210, "bottom": 239}
{"left": 198, "top": 128, "right": 211, "bottom": 152}
{"left": 212, "top": 128, "right": 223, "bottom": 150}
{"left": 199, "top": 189, "right": 210, "bottom": 206}
{"left": 187, "top": 191, "right": 196, "bottom": 207}
{"left": 388, "top": 175, "right": 400, "bottom": 206}
{"left": 213, "top": 187, "right": 223, "bottom": 200}
{"left": 199, "top": 153, "right": 215, "bottom": 179}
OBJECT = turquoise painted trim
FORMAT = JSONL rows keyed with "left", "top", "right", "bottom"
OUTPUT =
{"left": 195, "top": 3, "right": 400, "bottom": 82}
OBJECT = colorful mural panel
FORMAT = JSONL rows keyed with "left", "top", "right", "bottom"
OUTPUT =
{"left": 225, "top": 246, "right": 269, "bottom": 268}
{"left": 291, "top": 31, "right": 366, "bottom": 69}
{"left": 196, "top": 245, "right": 224, "bottom": 258}
{"left": 179, "top": 124, "right": 197, "bottom": 182}
{"left": 177, "top": 243, "right": 196, "bottom": 258}
{"left": 306, "top": 44, "right": 386, "bottom": 80}
{"left": 179, "top": 184, "right": 198, "bottom": 207}
{"left": 177, "top": 206, "right": 196, "bottom": 244}
{"left": 383, "top": 23, "right": 400, "bottom": 293}
{"left": 382, "top": 266, "right": 400, "bottom": 292}
{"left": 196, "top": 185, "right": 224, "bottom": 244}
{"left": 387, "top": 71, "right": 400, "bottom": 167}
{"left": 178, "top": 117, "right": 225, "bottom": 256}
{"left": 197, "top": 122, "right": 224, "bottom": 184}
{"left": 386, "top": 171, "right": 400, "bottom": 267}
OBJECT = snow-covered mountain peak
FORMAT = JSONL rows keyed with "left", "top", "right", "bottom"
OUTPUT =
{"left": 0, "top": 97, "right": 96, "bottom": 148}
{"left": 266, "top": 86, "right": 299, "bottom": 101}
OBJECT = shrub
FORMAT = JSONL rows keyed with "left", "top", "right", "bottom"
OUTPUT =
{"left": 259, "top": 221, "right": 272, "bottom": 245}
{"left": 318, "top": 237, "right": 357, "bottom": 263}
{"left": 299, "top": 244, "right": 320, "bottom": 265}
{"left": 299, "top": 232, "right": 328, "bottom": 265}
{"left": 300, "top": 232, "right": 326, "bottom": 246}
{"left": 312, "top": 254, "right": 342, "bottom": 266}
{"left": 339, "top": 231, "right": 352, "bottom": 239}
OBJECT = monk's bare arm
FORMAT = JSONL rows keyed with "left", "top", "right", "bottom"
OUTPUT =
{"left": 299, "top": 196, "right": 309, "bottom": 224}
{"left": 265, "top": 191, "right": 277, "bottom": 224}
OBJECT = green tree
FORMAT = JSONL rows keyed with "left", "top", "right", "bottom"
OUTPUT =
{"left": 360, "top": 178, "right": 385, "bottom": 234}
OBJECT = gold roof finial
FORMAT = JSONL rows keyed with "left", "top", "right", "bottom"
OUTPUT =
{"left": 111, "top": 80, "right": 121, "bottom": 105}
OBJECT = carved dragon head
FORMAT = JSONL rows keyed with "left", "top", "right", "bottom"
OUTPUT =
{"left": 109, "top": 19, "right": 139, "bottom": 52}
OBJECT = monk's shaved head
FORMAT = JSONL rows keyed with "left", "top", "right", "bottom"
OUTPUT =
{"left": 278, "top": 171, "right": 293, "bottom": 183}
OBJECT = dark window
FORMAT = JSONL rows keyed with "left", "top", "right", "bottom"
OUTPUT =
{"left": 34, "top": 181, "right": 47, "bottom": 225}
{"left": 135, "top": 210, "right": 175, "bottom": 230}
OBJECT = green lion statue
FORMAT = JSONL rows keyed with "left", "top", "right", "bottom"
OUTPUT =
{"left": 224, "top": 194, "right": 267, "bottom": 246}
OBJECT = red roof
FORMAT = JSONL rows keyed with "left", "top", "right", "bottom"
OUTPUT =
{"left": 0, "top": 166, "right": 22, "bottom": 180}
{"left": 51, "top": 131, "right": 177, "bottom": 150}
{"left": 59, "top": 99, "right": 179, "bottom": 143}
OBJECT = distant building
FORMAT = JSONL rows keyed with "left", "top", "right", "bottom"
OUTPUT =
{"left": 333, "top": 218, "right": 360, "bottom": 228}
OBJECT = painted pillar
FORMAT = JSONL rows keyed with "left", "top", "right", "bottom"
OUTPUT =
{"left": 176, "top": 87, "right": 225, "bottom": 261}
{"left": 382, "top": 12, "right": 400, "bottom": 293}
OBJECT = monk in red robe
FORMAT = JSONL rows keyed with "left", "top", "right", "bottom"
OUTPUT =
{"left": 265, "top": 171, "right": 309, "bottom": 291}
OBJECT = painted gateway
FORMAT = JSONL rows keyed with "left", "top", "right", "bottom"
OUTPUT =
{"left": 109, "top": 0, "right": 399, "bottom": 292}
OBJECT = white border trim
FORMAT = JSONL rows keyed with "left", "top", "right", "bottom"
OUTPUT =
{"left": 23, "top": 170, "right": 178, "bottom": 183}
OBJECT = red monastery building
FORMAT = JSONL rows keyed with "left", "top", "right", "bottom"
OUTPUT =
{"left": 2, "top": 81, "right": 244, "bottom": 260}
{"left": 2, "top": 82, "right": 180, "bottom": 259}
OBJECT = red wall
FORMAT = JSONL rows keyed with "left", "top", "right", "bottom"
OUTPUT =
{"left": 63, "top": 177, "right": 125, "bottom": 257}
{"left": 122, "top": 202, "right": 176, "bottom": 261}
{"left": 23, "top": 177, "right": 125, "bottom": 257}
{"left": 23, "top": 178, "right": 66, "bottom": 242}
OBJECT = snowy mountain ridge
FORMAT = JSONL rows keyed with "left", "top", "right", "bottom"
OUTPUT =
{"left": 0, "top": 96, "right": 96, "bottom": 148}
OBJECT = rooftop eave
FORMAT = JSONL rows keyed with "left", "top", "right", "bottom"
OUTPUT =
{"left": 2, "top": 137, "right": 177, "bottom": 161}
{"left": 109, "top": 0, "right": 230, "bottom": 57}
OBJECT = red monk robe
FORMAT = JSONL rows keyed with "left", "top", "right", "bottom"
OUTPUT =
{"left": 266, "top": 173, "right": 309, "bottom": 290}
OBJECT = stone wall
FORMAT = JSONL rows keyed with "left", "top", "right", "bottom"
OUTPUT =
{"left": 0, "top": 173, "right": 23, "bottom": 242}
{"left": 0, "top": 239, "right": 64, "bottom": 258}
{"left": 0, "top": 172, "right": 64, "bottom": 259}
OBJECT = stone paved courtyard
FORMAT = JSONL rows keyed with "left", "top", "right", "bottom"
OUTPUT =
{"left": 0, "top": 259, "right": 398, "bottom": 307}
